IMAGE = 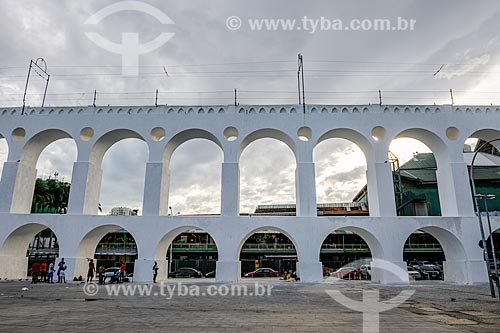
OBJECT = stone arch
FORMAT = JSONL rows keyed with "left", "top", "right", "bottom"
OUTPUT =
{"left": 238, "top": 130, "right": 297, "bottom": 213}
{"left": 89, "top": 129, "right": 147, "bottom": 166}
{"left": 163, "top": 129, "right": 223, "bottom": 164}
{"left": 167, "top": 137, "right": 223, "bottom": 215}
{"left": 0, "top": 223, "right": 56, "bottom": 256}
{"left": 154, "top": 226, "right": 220, "bottom": 260}
{"left": 76, "top": 224, "right": 138, "bottom": 259}
{"left": 313, "top": 134, "right": 368, "bottom": 209}
{"left": 402, "top": 226, "right": 467, "bottom": 282}
{"left": 392, "top": 128, "right": 448, "bottom": 165}
{"left": 466, "top": 129, "right": 500, "bottom": 152}
{"left": 0, "top": 223, "right": 59, "bottom": 278}
{"left": 319, "top": 226, "right": 383, "bottom": 262}
{"left": 316, "top": 128, "right": 372, "bottom": 159}
{"left": 0, "top": 132, "right": 8, "bottom": 180}
{"left": 152, "top": 226, "right": 219, "bottom": 280}
{"left": 73, "top": 224, "right": 139, "bottom": 278}
{"left": 390, "top": 128, "right": 461, "bottom": 216}
{"left": 20, "top": 129, "right": 76, "bottom": 166}
{"left": 238, "top": 128, "right": 297, "bottom": 162}
{"left": 237, "top": 226, "right": 300, "bottom": 262}
{"left": 10, "top": 129, "right": 77, "bottom": 214}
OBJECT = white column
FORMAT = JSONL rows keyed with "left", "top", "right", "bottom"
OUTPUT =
{"left": 0, "top": 161, "right": 22, "bottom": 213}
{"left": 366, "top": 151, "right": 396, "bottom": 217}
{"left": 221, "top": 162, "right": 239, "bottom": 216}
{"left": 436, "top": 160, "right": 474, "bottom": 217}
{"left": 134, "top": 259, "right": 168, "bottom": 282}
{"left": 67, "top": 161, "right": 102, "bottom": 215}
{"left": 297, "top": 261, "right": 323, "bottom": 282}
{"left": 370, "top": 234, "right": 409, "bottom": 285}
{"left": 444, "top": 260, "right": 487, "bottom": 284}
{"left": 0, "top": 255, "right": 28, "bottom": 279}
{"left": 295, "top": 162, "right": 317, "bottom": 217}
{"left": 215, "top": 260, "right": 240, "bottom": 282}
{"left": 142, "top": 162, "right": 167, "bottom": 216}
{"left": 9, "top": 162, "right": 37, "bottom": 214}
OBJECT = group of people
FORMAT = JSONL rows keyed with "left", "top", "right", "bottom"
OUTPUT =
{"left": 32, "top": 258, "right": 132, "bottom": 284}
{"left": 31, "top": 258, "right": 67, "bottom": 284}
{"left": 86, "top": 259, "right": 127, "bottom": 284}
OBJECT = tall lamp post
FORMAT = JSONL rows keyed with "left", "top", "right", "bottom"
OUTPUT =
{"left": 469, "top": 138, "right": 500, "bottom": 298}
{"left": 475, "top": 194, "right": 500, "bottom": 299}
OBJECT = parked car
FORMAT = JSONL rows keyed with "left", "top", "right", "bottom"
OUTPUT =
{"left": 244, "top": 268, "right": 279, "bottom": 278}
{"left": 100, "top": 267, "right": 121, "bottom": 282}
{"left": 330, "top": 267, "right": 362, "bottom": 279}
{"left": 168, "top": 268, "right": 203, "bottom": 278}
{"left": 407, "top": 266, "right": 422, "bottom": 280}
{"left": 205, "top": 270, "right": 216, "bottom": 278}
{"left": 421, "top": 261, "right": 443, "bottom": 272}
{"left": 410, "top": 262, "right": 442, "bottom": 280}
{"left": 489, "top": 259, "right": 500, "bottom": 269}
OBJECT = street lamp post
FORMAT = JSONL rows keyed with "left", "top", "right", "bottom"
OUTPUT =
{"left": 469, "top": 138, "right": 500, "bottom": 298}
{"left": 484, "top": 195, "right": 499, "bottom": 288}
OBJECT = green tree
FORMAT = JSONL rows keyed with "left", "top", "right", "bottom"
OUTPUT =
{"left": 31, "top": 178, "right": 70, "bottom": 214}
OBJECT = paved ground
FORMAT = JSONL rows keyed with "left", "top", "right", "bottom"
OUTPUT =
{"left": 0, "top": 278, "right": 499, "bottom": 332}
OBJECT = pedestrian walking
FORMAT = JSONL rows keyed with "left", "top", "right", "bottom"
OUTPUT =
{"left": 31, "top": 261, "right": 40, "bottom": 284}
{"left": 120, "top": 262, "right": 125, "bottom": 282}
{"left": 40, "top": 261, "right": 47, "bottom": 283}
{"left": 57, "top": 258, "right": 66, "bottom": 283}
{"left": 48, "top": 261, "right": 55, "bottom": 283}
{"left": 98, "top": 265, "right": 105, "bottom": 284}
{"left": 153, "top": 261, "right": 159, "bottom": 283}
{"left": 87, "top": 259, "right": 95, "bottom": 283}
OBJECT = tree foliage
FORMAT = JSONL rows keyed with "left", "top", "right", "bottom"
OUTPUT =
{"left": 31, "top": 178, "right": 70, "bottom": 214}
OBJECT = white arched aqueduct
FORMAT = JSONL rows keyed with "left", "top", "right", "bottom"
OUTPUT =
{"left": 0, "top": 104, "right": 498, "bottom": 284}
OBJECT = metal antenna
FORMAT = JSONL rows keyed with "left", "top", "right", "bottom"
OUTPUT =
{"left": 22, "top": 58, "right": 50, "bottom": 115}
{"left": 93, "top": 90, "right": 97, "bottom": 107}
{"left": 234, "top": 88, "right": 238, "bottom": 106}
{"left": 379, "top": 90, "right": 383, "bottom": 106}
{"left": 155, "top": 89, "right": 159, "bottom": 107}
{"left": 450, "top": 88, "right": 454, "bottom": 105}
{"left": 298, "top": 54, "right": 306, "bottom": 113}
{"left": 297, "top": 59, "right": 301, "bottom": 105}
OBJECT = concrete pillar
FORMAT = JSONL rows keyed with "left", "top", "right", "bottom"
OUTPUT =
{"left": 68, "top": 161, "right": 102, "bottom": 215}
{"left": 297, "top": 261, "right": 323, "bottom": 282}
{"left": 58, "top": 256, "right": 88, "bottom": 281}
{"left": 436, "top": 160, "right": 475, "bottom": 217}
{"left": 215, "top": 260, "right": 240, "bottom": 282}
{"left": 366, "top": 153, "right": 396, "bottom": 217}
{"left": 370, "top": 259, "right": 409, "bottom": 285}
{"left": 0, "top": 162, "right": 21, "bottom": 213}
{"left": 142, "top": 162, "right": 168, "bottom": 216}
{"left": 221, "top": 162, "right": 239, "bottom": 216}
{"left": 0, "top": 255, "right": 28, "bottom": 279}
{"left": 134, "top": 259, "right": 168, "bottom": 282}
{"left": 0, "top": 162, "right": 38, "bottom": 213}
{"left": 444, "top": 259, "right": 488, "bottom": 284}
{"left": 295, "top": 162, "right": 317, "bottom": 217}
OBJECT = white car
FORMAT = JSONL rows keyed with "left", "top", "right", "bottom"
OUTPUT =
{"left": 407, "top": 266, "right": 421, "bottom": 280}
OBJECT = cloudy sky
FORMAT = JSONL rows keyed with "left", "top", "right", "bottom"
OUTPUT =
{"left": 0, "top": 0, "right": 499, "bottom": 214}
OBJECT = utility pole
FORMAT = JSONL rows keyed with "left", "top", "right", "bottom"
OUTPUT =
{"left": 93, "top": 90, "right": 97, "bottom": 107}
{"left": 450, "top": 88, "right": 454, "bottom": 105}
{"left": 379, "top": 90, "right": 383, "bottom": 106}
{"left": 297, "top": 54, "right": 306, "bottom": 114}
{"left": 234, "top": 88, "right": 238, "bottom": 106}
{"left": 22, "top": 58, "right": 50, "bottom": 115}
{"left": 155, "top": 89, "right": 159, "bottom": 107}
